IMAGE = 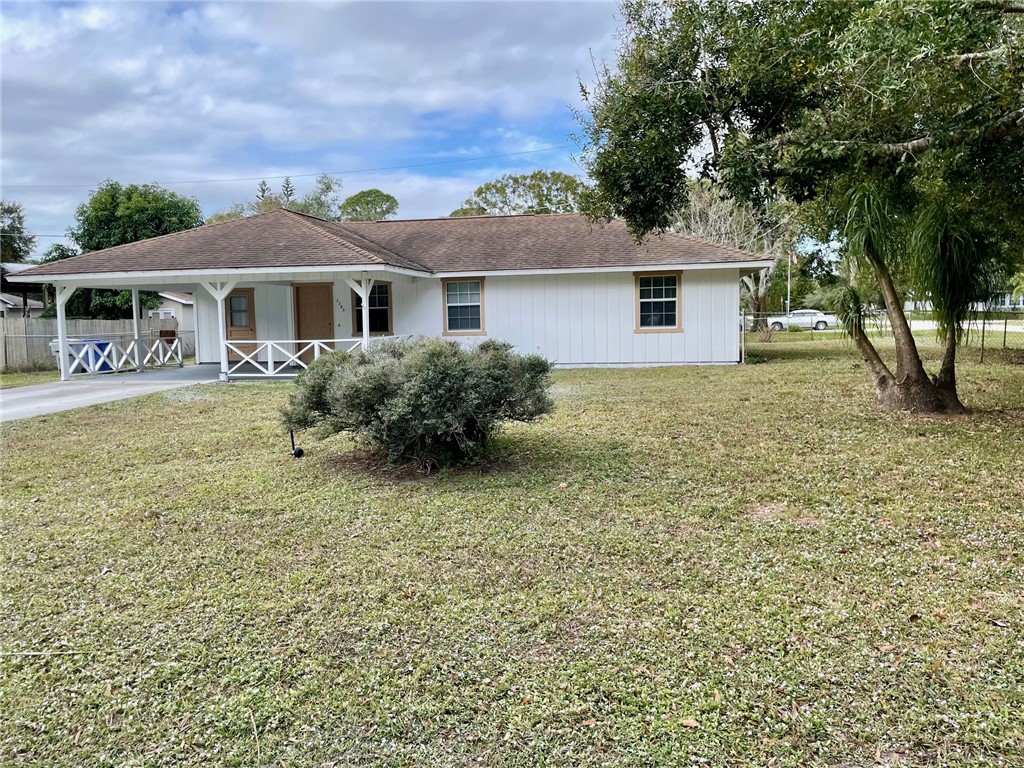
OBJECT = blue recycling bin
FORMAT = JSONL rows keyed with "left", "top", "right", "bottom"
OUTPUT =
{"left": 81, "top": 339, "right": 113, "bottom": 373}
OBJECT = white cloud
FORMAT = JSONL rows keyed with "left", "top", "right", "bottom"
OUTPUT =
{"left": 1, "top": 1, "right": 619, "bottom": 255}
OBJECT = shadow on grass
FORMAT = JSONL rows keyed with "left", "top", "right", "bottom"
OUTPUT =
{"left": 309, "top": 427, "right": 636, "bottom": 488}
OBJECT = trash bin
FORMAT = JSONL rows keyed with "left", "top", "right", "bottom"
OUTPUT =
{"left": 50, "top": 338, "right": 83, "bottom": 373}
{"left": 80, "top": 339, "right": 113, "bottom": 373}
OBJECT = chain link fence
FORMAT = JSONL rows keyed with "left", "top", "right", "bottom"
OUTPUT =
{"left": 742, "top": 310, "right": 1024, "bottom": 365}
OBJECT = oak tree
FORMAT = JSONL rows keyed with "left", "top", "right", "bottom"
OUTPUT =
{"left": 579, "top": 0, "right": 1024, "bottom": 412}
{"left": 450, "top": 170, "right": 584, "bottom": 216}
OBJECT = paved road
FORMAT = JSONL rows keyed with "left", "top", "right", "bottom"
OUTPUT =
{"left": 0, "top": 365, "right": 221, "bottom": 423}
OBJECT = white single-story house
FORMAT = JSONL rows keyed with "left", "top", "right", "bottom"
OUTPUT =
{"left": 11, "top": 209, "right": 773, "bottom": 381}
{"left": 151, "top": 291, "right": 196, "bottom": 333}
{"left": 0, "top": 292, "right": 45, "bottom": 318}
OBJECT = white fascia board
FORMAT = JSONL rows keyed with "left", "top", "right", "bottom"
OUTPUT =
{"left": 433, "top": 260, "right": 774, "bottom": 279}
{"left": 7, "top": 263, "right": 430, "bottom": 287}
{"left": 9, "top": 259, "right": 775, "bottom": 287}
{"left": 158, "top": 292, "right": 195, "bottom": 305}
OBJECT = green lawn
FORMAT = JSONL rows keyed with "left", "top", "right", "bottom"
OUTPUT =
{"left": 2, "top": 348, "right": 1023, "bottom": 766}
{"left": 0, "top": 368, "right": 58, "bottom": 389}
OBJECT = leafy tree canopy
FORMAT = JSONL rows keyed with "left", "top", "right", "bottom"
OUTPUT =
{"left": 208, "top": 175, "right": 344, "bottom": 222}
{"left": 1, "top": 201, "right": 37, "bottom": 263}
{"left": 40, "top": 243, "right": 79, "bottom": 263}
{"left": 579, "top": 0, "right": 1024, "bottom": 412}
{"left": 70, "top": 181, "right": 203, "bottom": 252}
{"left": 450, "top": 170, "right": 585, "bottom": 216}
{"left": 65, "top": 181, "right": 201, "bottom": 319}
{"left": 338, "top": 189, "right": 400, "bottom": 221}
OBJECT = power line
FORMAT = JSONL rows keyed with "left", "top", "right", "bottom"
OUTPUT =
{"left": 1, "top": 145, "right": 576, "bottom": 190}
{"left": 0, "top": 233, "right": 69, "bottom": 238}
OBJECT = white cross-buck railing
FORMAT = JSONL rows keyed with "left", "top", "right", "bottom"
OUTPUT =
{"left": 223, "top": 338, "right": 364, "bottom": 377}
{"left": 61, "top": 337, "right": 184, "bottom": 375}
{"left": 222, "top": 336, "right": 413, "bottom": 378}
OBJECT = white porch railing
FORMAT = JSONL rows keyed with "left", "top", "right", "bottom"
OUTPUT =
{"left": 222, "top": 336, "right": 412, "bottom": 378}
{"left": 224, "top": 338, "right": 363, "bottom": 377}
{"left": 62, "top": 336, "right": 184, "bottom": 375}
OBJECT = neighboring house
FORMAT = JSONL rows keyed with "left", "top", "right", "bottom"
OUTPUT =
{"left": 0, "top": 292, "right": 44, "bottom": 318}
{"left": 990, "top": 291, "right": 1024, "bottom": 311}
{"left": 151, "top": 291, "right": 195, "bottom": 333}
{"left": 11, "top": 209, "right": 773, "bottom": 381}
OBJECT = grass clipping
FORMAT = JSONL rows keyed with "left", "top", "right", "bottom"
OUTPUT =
{"left": 283, "top": 337, "right": 553, "bottom": 471}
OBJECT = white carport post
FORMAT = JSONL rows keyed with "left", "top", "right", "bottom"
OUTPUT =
{"left": 199, "top": 280, "right": 238, "bottom": 381}
{"left": 343, "top": 273, "right": 375, "bottom": 351}
{"left": 131, "top": 289, "right": 145, "bottom": 373}
{"left": 55, "top": 284, "right": 74, "bottom": 381}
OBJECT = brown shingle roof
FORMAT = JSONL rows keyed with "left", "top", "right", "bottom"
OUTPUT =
{"left": 18, "top": 208, "right": 426, "bottom": 277}
{"left": 15, "top": 209, "right": 769, "bottom": 279}
{"left": 339, "top": 213, "right": 764, "bottom": 272}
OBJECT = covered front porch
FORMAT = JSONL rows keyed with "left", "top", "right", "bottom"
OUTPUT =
{"left": 50, "top": 267, "right": 436, "bottom": 381}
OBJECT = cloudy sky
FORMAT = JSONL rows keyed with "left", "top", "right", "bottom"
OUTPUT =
{"left": 1, "top": 1, "right": 620, "bottom": 258}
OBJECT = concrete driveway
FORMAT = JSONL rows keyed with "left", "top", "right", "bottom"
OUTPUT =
{"left": 0, "top": 365, "right": 222, "bottom": 423}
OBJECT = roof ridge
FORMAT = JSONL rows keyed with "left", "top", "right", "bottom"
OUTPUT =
{"left": 283, "top": 210, "right": 395, "bottom": 266}
{"left": 329, "top": 221, "right": 432, "bottom": 272}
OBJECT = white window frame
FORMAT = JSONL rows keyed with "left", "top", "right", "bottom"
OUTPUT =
{"left": 442, "top": 278, "right": 486, "bottom": 336}
{"left": 634, "top": 272, "right": 682, "bottom": 333}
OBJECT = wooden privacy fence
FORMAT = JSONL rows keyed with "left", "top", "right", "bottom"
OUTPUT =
{"left": 0, "top": 317, "right": 188, "bottom": 371}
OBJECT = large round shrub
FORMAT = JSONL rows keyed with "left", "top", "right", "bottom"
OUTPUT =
{"left": 283, "top": 338, "right": 553, "bottom": 468}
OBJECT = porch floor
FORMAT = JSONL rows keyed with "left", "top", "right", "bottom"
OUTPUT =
{"left": 0, "top": 364, "right": 222, "bottom": 423}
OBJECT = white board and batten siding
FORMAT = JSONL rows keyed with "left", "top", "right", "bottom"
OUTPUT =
{"left": 194, "top": 268, "right": 741, "bottom": 366}
{"left": 479, "top": 269, "right": 740, "bottom": 366}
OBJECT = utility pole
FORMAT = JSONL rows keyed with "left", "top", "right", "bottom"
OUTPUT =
{"left": 786, "top": 252, "right": 794, "bottom": 315}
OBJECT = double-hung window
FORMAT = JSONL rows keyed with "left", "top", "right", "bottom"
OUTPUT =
{"left": 443, "top": 279, "right": 484, "bottom": 334}
{"left": 352, "top": 282, "right": 392, "bottom": 335}
{"left": 636, "top": 273, "right": 681, "bottom": 331}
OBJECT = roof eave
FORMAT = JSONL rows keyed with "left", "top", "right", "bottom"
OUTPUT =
{"left": 7, "top": 263, "right": 432, "bottom": 286}
{"left": 433, "top": 260, "right": 775, "bottom": 278}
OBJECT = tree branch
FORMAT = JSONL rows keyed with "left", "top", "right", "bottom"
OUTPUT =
{"left": 774, "top": 105, "right": 1024, "bottom": 158}
{"left": 977, "top": 1, "right": 1024, "bottom": 13}
{"left": 947, "top": 47, "right": 1010, "bottom": 66}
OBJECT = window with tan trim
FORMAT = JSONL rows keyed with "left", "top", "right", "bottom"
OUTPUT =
{"left": 352, "top": 281, "right": 393, "bottom": 335}
{"left": 442, "top": 278, "right": 485, "bottom": 335}
{"left": 635, "top": 272, "right": 682, "bottom": 332}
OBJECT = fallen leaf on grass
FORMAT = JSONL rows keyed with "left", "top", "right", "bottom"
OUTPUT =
{"left": 579, "top": 719, "right": 598, "bottom": 727}
{"left": 990, "top": 619, "right": 1009, "bottom": 628}
{"left": 557, "top": 482, "right": 568, "bottom": 490}
{"left": 680, "top": 718, "right": 699, "bottom": 728}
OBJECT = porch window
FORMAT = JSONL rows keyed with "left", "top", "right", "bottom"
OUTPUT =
{"left": 352, "top": 282, "right": 392, "bottom": 335}
{"left": 443, "top": 278, "right": 484, "bottom": 334}
{"left": 229, "top": 294, "right": 250, "bottom": 327}
{"left": 635, "top": 273, "right": 681, "bottom": 332}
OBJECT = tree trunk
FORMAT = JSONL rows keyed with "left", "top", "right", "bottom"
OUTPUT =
{"left": 858, "top": 242, "right": 966, "bottom": 413}
{"left": 930, "top": 325, "right": 965, "bottom": 411}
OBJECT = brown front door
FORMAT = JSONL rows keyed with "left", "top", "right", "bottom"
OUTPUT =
{"left": 294, "top": 283, "right": 334, "bottom": 364}
{"left": 225, "top": 288, "right": 256, "bottom": 361}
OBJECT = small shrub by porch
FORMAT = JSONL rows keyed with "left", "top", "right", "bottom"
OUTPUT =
{"left": 283, "top": 337, "right": 553, "bottom": 469}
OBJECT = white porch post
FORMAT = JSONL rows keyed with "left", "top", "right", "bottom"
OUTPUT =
{"left": 361, "top": 273, "right": 374, "bottom": 350}
{"left": 343, "top": 274, "right": 375, "bottom": 351}
{"left": 55, "top": 284, "right": 73, "bottom": 381}
{"left": 199, "top": 280, "right": 238, "bottom": 381}
{"left": 131, "top": 289, "right": 144, "bottom": 373}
